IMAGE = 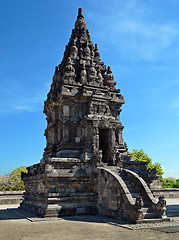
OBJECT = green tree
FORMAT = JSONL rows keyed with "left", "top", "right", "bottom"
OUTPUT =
{"left": 162, "top": 177, "right": 179, "bottom": 188}
{"left": 9, "top": 166, "right": 27, "bottom": 191}
{"left": 174, "top": 179, "right": 179, "bottom": 188}
{"left": 130, "top": 149, "right": 164, "bottom": 179}
{"left": 130, "top": 149, "right": 179, "bottom": 188}
{"left": 162, "top": 178, "right": 175, "bottom": 188}
{"left": 0, "top": 166, "right": 27, "bottom": 191}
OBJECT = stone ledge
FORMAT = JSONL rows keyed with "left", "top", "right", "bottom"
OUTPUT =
{"left": 0, "top": 191, "right": 24, "bottom": 205}
{"left": 152, "top": 188, "right": 179, "bottom": 198}
{"left": 0, "top": 191, "right": 24, "bottom": 196}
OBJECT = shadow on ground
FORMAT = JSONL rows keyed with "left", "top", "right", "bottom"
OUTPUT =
{"left": 0, "top": 204, "right": 179, "bottom": 223}
{"left": 167, "top": 204, "right": 179, "bottom": 217}
{"left": 62, "top": 215, "right": 112, "bottom": 223}
{"left": 0, "top": 208, "right": 26, "bottom": 220}
{"left": 0, "top": 208, "right": 108, "bottom": 223}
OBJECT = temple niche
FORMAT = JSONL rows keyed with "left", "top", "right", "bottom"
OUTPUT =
{"left": 21, "top": 8, "right": 166, "bottom": 223}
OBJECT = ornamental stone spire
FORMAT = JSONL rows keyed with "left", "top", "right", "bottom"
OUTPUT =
{"left": 46, "top": 8, "right": 117, "bottom": 105}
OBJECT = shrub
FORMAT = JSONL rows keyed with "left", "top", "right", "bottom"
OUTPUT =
{"left": 0, "top": 166, "right": 27, "bottom": 191}
{"left": 162, "top": 177, "right": 179, "bottom": 188}
{"left": 130, "top": 149, "right": 164, "bottom": 179}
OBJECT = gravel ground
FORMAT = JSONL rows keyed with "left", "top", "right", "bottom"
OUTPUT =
{"left": 0, "top": 215, "right": 179, "bottom": 240}
{"left": 0, "top": 202, "right": 179, "bottom": 240}
{"left": 0, "top": 208, "right": 179, "bottom": 240}
{"left": 9, "top": 207, "right": 179, "bottom": 230}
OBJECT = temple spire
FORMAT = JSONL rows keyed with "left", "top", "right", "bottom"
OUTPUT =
{"left": 77, "top": 8, "right": 84, "bottom": 18}
{"left": 51, "top": 8, "right": 116, "bottom": 95}
{"left": 75, "top": 8, "right": 86, "bottom": 29}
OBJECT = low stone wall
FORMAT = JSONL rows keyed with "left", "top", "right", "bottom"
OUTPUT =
{"left": 0, "top": 191, "right": 24, "bottom": 205}
{"left": 152, "top": 188, "right": 179, "bottom": 198}
{"left": 0, "top": 189, "right": 178, "bottom": 206}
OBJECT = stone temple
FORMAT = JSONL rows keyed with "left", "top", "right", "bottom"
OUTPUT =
{"left": 21, "top": 8, "right": 166, "bottom": 222}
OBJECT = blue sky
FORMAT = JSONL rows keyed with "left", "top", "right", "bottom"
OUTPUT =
{"left": 0, "top": 0, "right": 179, "bottom": 178}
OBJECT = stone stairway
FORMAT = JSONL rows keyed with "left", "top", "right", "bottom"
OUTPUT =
{"left": 118, "top": 170, "right": 165, "bottom": 222}
{"left": 98, "top": 166, "right": 168, "bottom": 223}
{"left": 119, "top": 171, "right": 157, "bottom": 220}
{"left": 105, "top": 166, "right": 167, "bottom": 221}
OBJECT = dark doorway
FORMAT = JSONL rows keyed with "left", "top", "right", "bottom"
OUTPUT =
{"left": 99, "top": 129, "right": 110, "bottom": 163}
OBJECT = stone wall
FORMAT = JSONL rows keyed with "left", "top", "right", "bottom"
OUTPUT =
{"left": 0, "top": 188, "right": 178, "bottom": 206}
{"left": 0, "top": 191, "right": 24, "bottom": 205}
{"left": 152, "top": 188, "right": 179, "bottom": 198}
{"left": 97, "top": 167, "right": 144, "bottom": 221}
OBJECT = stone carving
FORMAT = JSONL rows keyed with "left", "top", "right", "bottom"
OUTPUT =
{"left": 45, "top": 164, "right": 58, "bottom": 175}
{"left": 69, "top": 165, "right": 79, "bottom": 173}
{"left": 84, "top": 42, "right": 91, "bottom": 58}
{"left": 88, "top": 62, "right": 97, "bottom": 81}
{"left": 70, "top": 40, "right": 78, "bottom": 58}
{"left": 63, "top": 105, "right": 70, "bottom": 117}
{"left": 135, "top": 195, "right": 144, "bottom": 209}
{"left": 158, "top": 196, "right": 166, "bottom": 208}
{"left": 155, "top": 196, "right": 167, "bottom": 217}
{"left": 104, "top": 66, "right": 116, "bottom": 89}
{"left": 80, "top": 64, "right": 87, "bottom": 84}
{"left": 94, "top": 150, "right": 102, "bottom": 165}
{"left": 134, "top": 195, "right": 144, "bottom": 220}
{"left": 75, "top": 8, "right": 86, "bottom": 30}
{"left": 37, "top": 180, "right": 45, "bottom": 194}
{"left": 95, "top": 44, "right": 100, "bottom": 59}
{"left": 97, "top": 68, "right": 103, "bottom": 85}
{"left": 63, "top": 57, "right": 75, "bottom": 80}
{"left": 123, "top": 142, "right": 128, "bottom": 151}
{"left": 115, "top": 151, "right": 123, "bottom": 167}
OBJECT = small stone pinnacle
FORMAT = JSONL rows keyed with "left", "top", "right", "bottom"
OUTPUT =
{"left": 78, "top": 8, "right": 83, "bottom": 18}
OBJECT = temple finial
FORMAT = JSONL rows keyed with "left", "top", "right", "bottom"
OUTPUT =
{"left": 78, "top": 8, "right": 84, "bottom": 18}
{"left": 75, "top": 8, "right": 86, "bottom": 29}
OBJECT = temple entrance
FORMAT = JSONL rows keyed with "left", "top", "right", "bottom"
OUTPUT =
{"left": 99, "top": 129, "right": 110, "bottom": 163}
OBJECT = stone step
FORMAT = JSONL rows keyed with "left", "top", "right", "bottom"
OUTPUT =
{"left": 123, "top": 179, "right": 133, "bottom": 188}
{"left": 123, "top": 181, "right": 135, "bottom": 188}
{"left": 135, "top": 217, "right": 170, "bottom": 224}
{"left": 130, "top": 192, "right": 140, "bottom": 198}
{"left": 127, "top": 186, "right": 134, "bottom": 190}
{"left": 142, "top": 207, "right": 153, "bottom": 213}
{"left": 119, "top": 175, "right": 129, "bottom": 180}
{"left": 129, "top": 197, "right": 150, "bottom": 208}
{"left": 143, "top": 211, "right": 156, "bottom": 219}
{"left": 143, "top": 204, "right": 151, "bottom": 208}
{"left": 123, "top": 181, "right": 136, "bottom": 189}
{"left": 105, "top": 166, "right": 119, "bottom": 174}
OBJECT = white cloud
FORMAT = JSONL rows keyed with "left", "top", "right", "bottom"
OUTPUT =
{"left": 0, "top": 80, "right": 47, "bottom": 115}
{"left": 0, "top": 96, "right": 43, "bottom": 115}
{"left": 109, "top": 21, "right": 178, "bottom": 60}
{"left": 88, "top": 0, "right": 179, "bottom": 61}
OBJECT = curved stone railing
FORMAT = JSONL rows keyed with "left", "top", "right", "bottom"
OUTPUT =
{"left": 121, "top": 168, "right": 166, "bottom": 217}
{"left": 121, "top": 168, "right": 157, "bottom": 203}
{"left": 97, "top": 167, "right": 144, "bottom": 221}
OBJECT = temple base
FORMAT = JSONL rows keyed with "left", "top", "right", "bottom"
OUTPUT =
{"left": 20, "top": 157, "right": 165, "bottom": 221}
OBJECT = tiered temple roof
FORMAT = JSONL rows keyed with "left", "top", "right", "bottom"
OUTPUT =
{"left": 46, "top": 8, "right": 118, "bottom": 104}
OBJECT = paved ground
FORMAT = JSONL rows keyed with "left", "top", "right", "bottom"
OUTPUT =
{"left": 0, "top": 199, "right": 178, "bottom": 240}
{"left": 165, "top": 198, "right": 179, "bottom": 217}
